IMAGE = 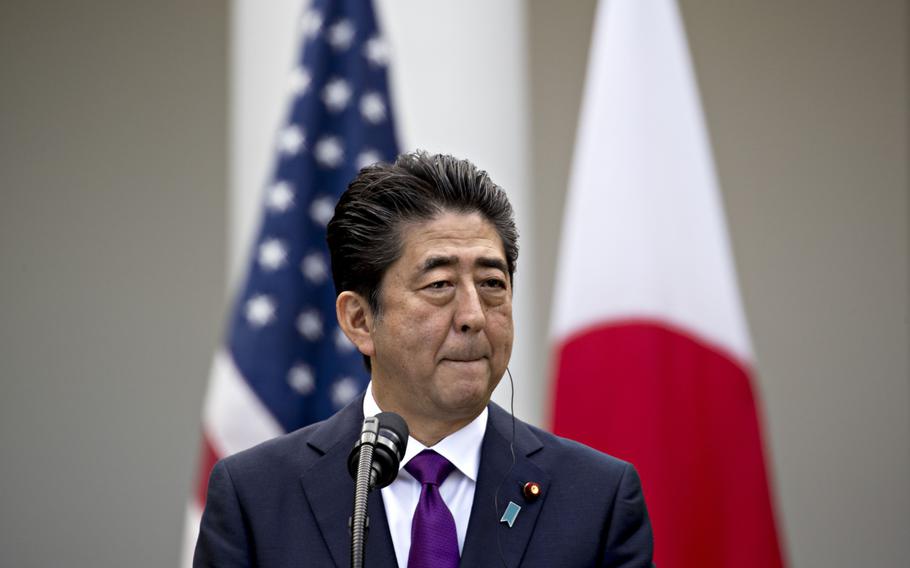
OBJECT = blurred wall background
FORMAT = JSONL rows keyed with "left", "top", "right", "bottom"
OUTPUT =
{"left": 0, "top": 1, "right": 228, "bottom": 566}
{"left": 0, "top": 1, "right": 906, "bottom": 567}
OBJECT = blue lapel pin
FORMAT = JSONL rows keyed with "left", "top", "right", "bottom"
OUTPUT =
{"left": 500, "top": 501, "right": 521, "bottom": 528}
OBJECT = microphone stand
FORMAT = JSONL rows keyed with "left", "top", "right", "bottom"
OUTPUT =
{"left": 350, "top": 417, "right": 379, "bottom": 568}
{"left": 348, "top": 412, "right": 408, "bottom": 568}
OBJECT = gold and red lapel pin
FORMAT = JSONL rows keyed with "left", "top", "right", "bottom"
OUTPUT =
{"left": 522, "top": 481, "right": 541, "bottom": 502}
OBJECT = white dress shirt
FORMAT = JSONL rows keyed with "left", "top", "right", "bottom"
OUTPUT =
{"left": 363, "top": 382, "right": 487, "bottom": 568}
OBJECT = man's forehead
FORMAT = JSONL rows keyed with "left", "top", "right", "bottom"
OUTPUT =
{"left": 398, "top": 212, "right": 507, "bottom": 268}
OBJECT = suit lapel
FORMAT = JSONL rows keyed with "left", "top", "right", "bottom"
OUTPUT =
{"left": 299, "top": 398, "right": 398, "bottom": 567}
{"left": 363, "top": 491, "right": 396, "bottom": 567}
{"left": 461, "top": 404, "right": 550, "bottom": 568}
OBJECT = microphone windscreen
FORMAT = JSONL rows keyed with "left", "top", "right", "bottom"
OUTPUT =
{"left": 375, "top": 411, "right": 408, "bottom": 459}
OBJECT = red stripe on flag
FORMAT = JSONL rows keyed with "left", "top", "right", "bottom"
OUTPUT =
{"left": 194, "top": 433, "right": 221, "bottom": 507}
{"left": 553, "top": 320, "right": 785, "bottom": 568}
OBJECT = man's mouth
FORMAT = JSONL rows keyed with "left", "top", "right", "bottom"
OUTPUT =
{"left": 441, "top": 355, "right": 487, "bottom": 363}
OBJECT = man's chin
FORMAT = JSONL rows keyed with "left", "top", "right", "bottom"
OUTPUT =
{"left": 434, "top": 367, "right": 497, "bottom": 411}
{"left": 437, "top": 360, "right": 496, "bottom": 394}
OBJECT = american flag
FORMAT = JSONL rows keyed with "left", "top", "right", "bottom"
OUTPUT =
{"left": 183, "top": 0, "right": 398, "bottom": 562}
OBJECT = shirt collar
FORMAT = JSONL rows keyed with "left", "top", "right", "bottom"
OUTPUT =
{"left": 363, "top": 381, "right": 487, "bottom": 482}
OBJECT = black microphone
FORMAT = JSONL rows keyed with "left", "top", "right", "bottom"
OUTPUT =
{"left": 348, "top": 411, "right": 409, "bottom": 568}
{"left": 348, "top": 411, "right": 409, "bottom": 489}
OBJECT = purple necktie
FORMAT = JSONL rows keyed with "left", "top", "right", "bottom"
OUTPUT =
{"left": 405, "top": 450, "right": 460, "bottom": 568}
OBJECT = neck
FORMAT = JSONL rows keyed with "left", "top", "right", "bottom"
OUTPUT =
{"left": 370, "top": 385, "right": 481, "bottom": 447}
{"left": 404, "top": 415, "right": 475, "bottom": 447}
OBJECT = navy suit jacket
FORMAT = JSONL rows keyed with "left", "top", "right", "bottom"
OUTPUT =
{"left": 194, "top": 397, "right": 653, "bottom": 567}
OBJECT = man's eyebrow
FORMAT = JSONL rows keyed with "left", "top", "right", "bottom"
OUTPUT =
{"left": 476, "top": 257, "right": 508, "bottom": 274}
{"left": 419, "top": 255, "right": 508, "bottom": 274}
{"left": 421, "top": 255, "right": 457, "bottom": 273}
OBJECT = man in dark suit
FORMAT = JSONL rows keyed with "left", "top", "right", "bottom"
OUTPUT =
{"left": 195, "top": 152, "right": 653, "bottom": 567}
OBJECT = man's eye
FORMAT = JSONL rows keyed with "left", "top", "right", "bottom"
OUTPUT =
{"left": 482, "top": 278, "right": 506, "bottom": 289}
{"left": 427, "top": 281, "right": 450, "bottom": 290}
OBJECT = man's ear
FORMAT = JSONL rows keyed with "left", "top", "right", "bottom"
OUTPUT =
{"left": 336, "top": 291, "right": 375, "bottom": 358}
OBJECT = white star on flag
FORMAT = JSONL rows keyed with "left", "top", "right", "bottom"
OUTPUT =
{"left": 299, "top": 10, "right": 322, "bottom": 40}
{"left": 277, "top": 125, "right": 305, "bottom": 155}
{"left": 245, "top": 295, "right": 276, "bottom": 328}
{"left": 258, "top": 238, "right": 288, "bottom": 271}
{"left": 322, "top": 78, "right": 352, "bottom": 113}
{"left": 327, "top": 19, "right": 355, "bottom": 51}
{"left": 314, "top": 136, "right": 344, "bottom": 168}
{"left": 297, "top": 309, "right": 323, "bottom": 341}
{"left": 301, "top": 251, "right": 329, "bottom": 283}
{"left": 364, "top": 36, "right": 389, "bottom": 67}
{"left": 288, "top": 66, "right": 312, "bottom": 96}
{"left": 359, "top": 92, "right": 386, "bottom": 124}
{"left": 287, "top": 363, "right": 315, "bottom": 395}
{"left": 309, "top": 195, "right": 336, "bottom": 227}
{"left": 357, "top": 149, "right": 382, "bottom": 170}
{"left": 331, "top": 377, "right": 361, "bottom": 408}
{"left": 266, "top": 182, "right": 294, "bottom": 212}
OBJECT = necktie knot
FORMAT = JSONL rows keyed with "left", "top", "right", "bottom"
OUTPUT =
{"left": 404, "top": 450, "right": 460, "bottom": 568}
{"left": 405, "top": 450, "right": 455, "bottom": 487}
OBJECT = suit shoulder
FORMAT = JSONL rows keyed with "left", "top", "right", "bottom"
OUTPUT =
{"left": 488, "top": 403, "right": 632, "bottom": 477}
{"left": 524, "top": 421, "right": 633, "bottom": 479}
{"left": 215, "top": 418, "right": 329, "bottom": 481}
{"left": 216, "top": 398, "right": 362, "bottom": 478}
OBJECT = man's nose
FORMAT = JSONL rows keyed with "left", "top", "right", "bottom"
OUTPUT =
{"left": 454, "top": 284, "right": 486, "bottom": 333}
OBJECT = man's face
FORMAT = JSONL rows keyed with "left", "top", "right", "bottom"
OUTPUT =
{"left": 368, "top": 210, "right": 513, "bottom": 427}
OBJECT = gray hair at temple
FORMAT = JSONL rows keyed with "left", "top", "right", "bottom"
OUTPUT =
{"left": 326, "top": 150, "right": 519, "bottom": 319}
